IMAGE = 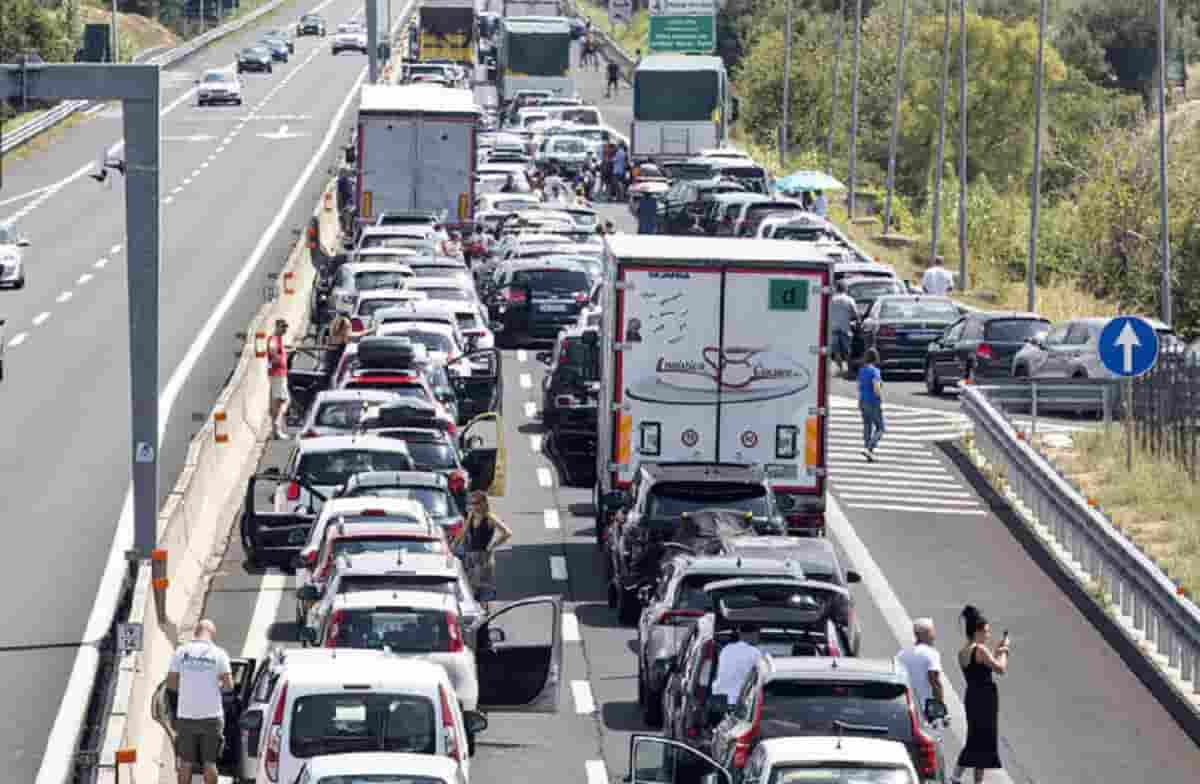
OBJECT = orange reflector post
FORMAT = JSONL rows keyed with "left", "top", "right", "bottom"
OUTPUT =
{"left": 805, "top": 416, "right": 819, "bottom": 468}
{"left": 152, "top": 577, "right": 169, "bottom": 591}
{"left": 214, "top": 409, "right": 229, "bottom": 444}
{"left": 616, "top": 414, "right": 631, "bottom": 466}
{"left": 151, "top": 549, "right": 167, "bottom": 562}
{"left": 115, "top": 749, "right": 137, "bottom": 765}
{"left": 254, "top": 331, "right": 267, "bottom": 358}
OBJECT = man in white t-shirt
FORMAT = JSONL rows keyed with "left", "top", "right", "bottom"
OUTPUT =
{"left": 897, "top": 617, "right": 945, "bottom": 721}
{"left": 713, "top": 625, "right": 763, "bottom": 703}
{"left": 921, "top": 256, "right": 955, "bottom": 296}
{"left": 166, "top": 619, "right": 233, "bottom": 784}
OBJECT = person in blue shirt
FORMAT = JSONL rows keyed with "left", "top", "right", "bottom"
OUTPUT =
{"left": 857, "top": 347, "right": 885, "bottom": 460}
{"left": 638, "top": 193, "right": 658, "bottom": 235}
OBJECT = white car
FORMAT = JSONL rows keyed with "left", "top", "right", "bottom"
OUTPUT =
{"left": 195, "top": 68, "right": 243, "bottom": 106}
{"left": 350, "top": 288, "right": 430, "bottom": 331}
{"left": 404, "top": 276, "right": 481, "bottom": 306}
{"left": 357, "top": 225, "right": 444, "bottom": 253}
{"left": 274, "top": 435, "right": 416, "bottom": 515}
{"left": 375, "top": 321, "right": 463, "bottom": 367}
{"left": 0, "top": 223, "right": 30, "bottom": 289}
{"left": 299, "top": 388, "right": 405, "bottom": 439}
{"left": 350, "top": 246, "right": 423, "bottom": 265}
{"left": 402, "top": 258, "right": 473, "bottom": 285}
{"left": 331, "top": 261, "right": 416, "bottom": 315}
{"left": 331, "top": 22, "right": 367, "bottom": 54}
{"left": 295, "top": 753, "right": 469, "bottom": 784}
{"left": 475, "top": 192, "right": 541, "bottom": 214}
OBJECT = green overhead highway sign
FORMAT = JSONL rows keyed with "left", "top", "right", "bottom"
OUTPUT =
{"left": 648, "top": 0, "right": 716, "bottom": 54}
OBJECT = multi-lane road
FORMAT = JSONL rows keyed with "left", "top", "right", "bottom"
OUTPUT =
{"left": 202, "top": 28, "right": 1200, "bottom": 784}
{"left": 0, "top": 0, "right": 391, "bottom": 777}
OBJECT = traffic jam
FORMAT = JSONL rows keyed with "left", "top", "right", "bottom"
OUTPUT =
{"left": 152, "top": 6, "right": 962, "bottom": 784}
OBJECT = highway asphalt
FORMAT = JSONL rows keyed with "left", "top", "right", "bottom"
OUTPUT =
{"left": 0, "top": 0, "right": 381, "bottom": 777}
{"left": 198, "top": 30, "right": 1200, "bottom": 784}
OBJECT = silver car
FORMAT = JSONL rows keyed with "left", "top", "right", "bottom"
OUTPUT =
{"left": 1012, "top": 316, "right": 1178, "bottom": 380}
{"left": 195, "top": 68, "right": 243, "bottom": 106}
{"left": 0, "top": 223, "right": 30, "bottom": 289}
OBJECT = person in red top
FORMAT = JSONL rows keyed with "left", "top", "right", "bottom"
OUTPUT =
{"left": 266, "top": 318, "right": 291, "bottom": 439}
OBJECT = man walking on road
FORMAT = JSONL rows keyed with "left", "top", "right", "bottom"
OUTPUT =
{"left": 830, "top": 281, "right": 858, "bottom": 377}
{"left": 858, "top": 347, "right": 885, "bottom": 460}
{"left": 922, "top": 255, "right": 955, "bottom": 295}
{"left": 167, "top": 619, "right": 233, "bottom": 784}
{"left": 898, "top": 617, "right": 946, "bottom": 718}
{"left": 267, "top": 318, "right": 291, "bottom": 440}
{"left": 606, "top": 60, "right": 621, "bottom": 98}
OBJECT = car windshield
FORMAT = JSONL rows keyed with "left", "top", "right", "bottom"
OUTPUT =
{"left": 203, "top": 72, "right": 227, "bottom": 83}
{"left": 411, "top": 267, "right": 469, "bottom": 280}
{"left": 877, "top": 300, "right": 958, "bottom": 320}
{"left": 402, "top": 442, "right": 459, "bottom": 472}
{"left": 345, "top": 381, "right": 430, "bottom": 400}
{"left": 758, "top": 681, "right": 913, "bottom": 739}
{"left": 298, "top": 450, "right": 414, "bottom": 485}
{"left": 289, "top": 694, "right": 435, "bottom": 757}
{"left": 328, "top": 607, "right": 456, "bottom": 652}
{"left": 769, "top": 766, "right": 917, "bottom": 784}
{"left": 848, "top": 281, "right": 901, "bottom": 299}
{"left": 315, "top": 401, "right": 382, "bottom": 429}
{"left": 390, "top": 331, "right": 452, "bottom": 354}
{"left": 568, "top": 212, "right": 598, "bottom": 227}
{"left": 417, "top": 287, "right": 471, "bottom": 302}
{"left": 553, "top": 139, "right": 588, "bottom": 154}
{"left": 344, "top": 487, "right": 453, "bottom": 517}
{"left": 355, "top": 271, "right": 410, "bottom": 290}
{"left": 985, "top": 318, "right": 1050, "bottom": 342}
{"left": 360, "top": 299, "right": 419, "bottom": 316}
{"left": 646, "top": 482, "right": 771, "bottom": 518}
{"left": 512, "top": 268, "right": 589, "bottom": 293}
{"left": 332, "top": 537, "right": 444, "bottom": 560}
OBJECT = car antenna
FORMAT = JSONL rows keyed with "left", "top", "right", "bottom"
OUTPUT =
{"left": 835, "top": 719, "right": 844, "bottom": 749}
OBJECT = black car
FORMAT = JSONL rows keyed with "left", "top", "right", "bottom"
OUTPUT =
{"left": 857, "top": 294, "right": 961, "bottom": 375}
{"left": 236, "top": 46, "right": 273, "bottom": 73}
{"left": 538, "top": 325, "right": 600, "bottom": 429}
{"left": 843, "top": 275, "right": 907, "bottom": 320}
{"left": 658, "top": 177, "right": 749, "bottom": 235}
{"left": 258, "top": 37, "right": 289, "bottom": 62}
{"left": 297, "top": 13, "right": 327, "bottom": 36}
{"left": 487, "top": 259, "right": 592, "bottom": 344}
{"left": 925, "top": 310, "right": 1050, "bottom": 394}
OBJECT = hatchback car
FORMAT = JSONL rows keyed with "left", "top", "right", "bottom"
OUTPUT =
{"left": 332, "top": 23, "right": 368, "bottom": 54}
{"left": 925, "top": 310, "right": 1050, "bottom": 394}
{"left": 0, "top": 223, "right": 30, "bottom": 289}
{"left": 258, "top": 36, "right": 290, "bottom": 62}
{"left": 236, "top": 46, "right": 273, "bottom": 73}
{"left": 487, "top": 259, "right": 592, "bottom": 344}
{"left": 296, "top": 13, "right": 326, "bottom": 36}
{"left": 331, "top": 261, "right": 417, "bottom": 315}
{"left": 335, "top": 469, "right": 467, "bottom": 540}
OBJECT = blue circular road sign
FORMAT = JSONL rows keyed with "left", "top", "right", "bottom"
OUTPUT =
{"left": 1098, "top": 316, "right": 1160, "bottom": 377}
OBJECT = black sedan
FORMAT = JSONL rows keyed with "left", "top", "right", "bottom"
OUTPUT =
{"left": 258, "top": 37, "right": 289, "bottom": 62}
{"left": 297, "top": 14, "right": 326, "bottom": 36}
{"left": 236, "top": 46, "right": 273, "bottom": 73}
{"left": 857, "top": 295, "right": 961, "bottom": 375}
{"left": 925, "top": 310, "right": 1050, "bottom": 394}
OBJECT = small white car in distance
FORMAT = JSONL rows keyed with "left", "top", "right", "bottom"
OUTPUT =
{"left": 331, "top": 23, "right": 368, "bottom": 54}
{"left": 196, "top": 68, "right": 243, "bottom": 106}
{"left": 0, "top": 223, "right": 30, "bottom": 289}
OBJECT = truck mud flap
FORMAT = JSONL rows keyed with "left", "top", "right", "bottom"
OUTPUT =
{"left": 239, "top": 474, "right": 322, "bottom": 570}
{"left": 547, "top": 427, "right": 596, "bottom": 487}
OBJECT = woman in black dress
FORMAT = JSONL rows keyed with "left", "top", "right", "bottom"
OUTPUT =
{"left": 953, "top": 605, "right": 1010, "bottom": 784}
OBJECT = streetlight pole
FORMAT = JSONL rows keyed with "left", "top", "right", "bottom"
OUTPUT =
{"left": 826, "top": 0, "right": 845, "bottom": 175}
{"left": 781, "top": 0, "right": 793, "bottom": 169}
{"left": 929, "top": 0, "right": 952, "bottom": 261}
{"left": 1027, "top": 0, "right": 1048, "bottom": 312}
{"left": 112, "top": 0, "right": 119, "bottom": 63}
{"left": 847, "top": 0, "right": 863, "bottom": 218}
{"left": 1155, "top": 0, "right": 1172, "bottom": 324}
{"left": 882, "top": 0, "right": 909, "bottom": 236}
{"left": 957, "top": 0, "right": 968, "bottom": 290}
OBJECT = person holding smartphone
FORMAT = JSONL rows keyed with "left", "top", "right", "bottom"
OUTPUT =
{"left": 953, "top": 606, "right": 1010, "bottom": 784}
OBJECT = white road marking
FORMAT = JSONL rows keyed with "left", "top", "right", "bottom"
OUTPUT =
{"left": 562, "top": 610, "right": 580, "bottom": 642}
{"left": 94, "top": 258, "right": 108, "bottom": 269}
{"left": 77, "top": 273, "right": 93, "bottom": 285}
{"left": 191, "top": 169, "right": 201, "bottom": 177}
{"left": 829, "top": 463, "right": 953, "bottom": 477}
{"left": 171, "top": 186, "right": 183, "bottom": 195}
{"left": 838, "top": 491, "right": 980, "bottom": 506}
{"left": 201, "top": 161, "right": 210, "bottom": 169}
{"left": 524, "top": 401, "right": 537, "bottom": 419}
{"left": 833, "top": 482, "right": 975, "bottom": 499}
{"left": 110, "top": 243, "right": 122, "bottom": 255}
{"left": 0, "top": 182, "right": 60, "bottom": 208}
{"left": 517, "top": 349, "right": 528, "bottom": 362}
{"left": 840, "top": 501, "right": 987, "bottom": 515}
{"left": 570, "top": 680, "right": 595, "bottom": 713}
{"left": 216, "top": 145, "right": 225, "bottom": 153}
{"left": 519, "top": 372, "right": 532, "bottom": 388}
{"left": 530, "top": 434, "right": 542, "bottom": 453}
{"left": 183, "top": 178, "right": 193, "bottom": 186}
{"left": 550, "top": 555, "right": 568, "bottom": 580}
{"left": 828, "top": 446, "right": 942, "bottom": 461}
{"left": 241, "top": 573, "right": 290, "bottom": 660}
{"left": 585, "top": 760, "right": 608, "bottom": 784}
{"left": 543, "top": 508, "right": 560, "bottom": 529}
{"left": 164, "top": 196, "right": 174, "bottom": 205}
{"left": 8, "top": 331, "right": 28, "bottom": 348}
{"left": 32, "top": 312, "right": 50, "bottom": 326}
{"left": 56, "top": 291, "right": 73, "bottom": 303}
{"left": 537, "top": 467, "right": 553, "bottom": 487}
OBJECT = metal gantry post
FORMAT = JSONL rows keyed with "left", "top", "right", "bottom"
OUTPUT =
{"left": 957, "top": 0, "right": 968, "bottom": 290}
{"left": 882, "top": 0, "right": 909, "bottom": 236}
{"left": 367, "top": 0, "right": 380, "bottom": 83}
{"left": 929, "top": 0, "right": 952, "bottom": 261}
{"left": 847, "top": 0, "right": 863, "bottom": 218}
{"left": 112, "top": 0, "right": 120, "bottom": 62}
{"left": 1027, "top": 0, "right": 1048, "bottom": 312}
{"left": 1156, "top": 0, "right": 1172, "bottom": 325}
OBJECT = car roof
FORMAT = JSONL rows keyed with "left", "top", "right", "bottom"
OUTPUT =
{"left": 843, "top": 275, "right": 903, "bottom": 287}
{"left": 312, "top": 389, "right": 404, "bottom": 405}
{"left": 760, "top": 737, "right": 915, "bottom": 769}
{"left": 332, "top": 549, "right": 459, "bottom": 578}
{"left": 345, "top": 469, "right": 448, "bottom": 488}
{"left": 316, "top": 496, "right": 431, "bottom": 522}
{"left": 875, "top": 294, "right": 954, "bottom": 305}
{"left": 507, "top": 258, "right": 589, "bottom": 272}
{"left": 295, "top": 434, "right": 413, "bottom": 453}
{"left": 374, "top": 427, "right": 452, "bottom": 443}
{"left": 406, "top": 276, "right": 473, "bottom": 290}
{"left": 343, "top": 260, "right": 416, "bottom": 272}
{"left": 641, "top": 462, "right": 765, "bottom": 483}
{"left": 678, "top": 556, "right": 806, "bottom": 578}
{"left": 325, "top": 522, "right": 445, "bottom": 541}
{"left": 765, "top": 656, "right": 904, "bottom": 682}
{"left": 331, "top": 588, "right": 456, "bottom": 612}
{"left": 277, "top": 648, "right": 448, "bottom": 689}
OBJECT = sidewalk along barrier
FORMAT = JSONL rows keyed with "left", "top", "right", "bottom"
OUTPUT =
{"left": 90, "top": 179, "right": 334, "bottom": 784}
{"left": 1, "top": 0, "right": 293, "bottom": 155}
{"left": 960, "top": 383, "right": 1200, "bottom": 742}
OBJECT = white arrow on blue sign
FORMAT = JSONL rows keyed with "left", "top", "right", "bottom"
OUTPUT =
{"left": 1098, "top": 316, "right": 1160, "bottom": 377}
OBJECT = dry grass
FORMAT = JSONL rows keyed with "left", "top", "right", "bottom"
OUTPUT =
{"left": 1052, "top": 426, "right": 1200, "bottom": 598}
{"left": 79, "top": 6, "right": 180, "bottom": 61}
{"left": 577, "top": 3, "right": 648, "bottom": 56}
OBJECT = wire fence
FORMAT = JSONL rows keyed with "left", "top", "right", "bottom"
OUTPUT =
{"left": 1131, "top": 352, "right": 1200, "bottom": 479}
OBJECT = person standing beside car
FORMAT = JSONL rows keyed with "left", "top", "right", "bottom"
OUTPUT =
{"left": 713, "top": 624, "right": 763, "bottom": 704}
{"left": 266, "top": 319, "right": 291, "bottom": 440}
{"left": 898, "top": 617, "right": 945, "bottom": 717}
{"left": 953, "top": 605, "right": 1009, "bottom": 784}
{"left": 166, "top": 619, "right": 233, "bottom": 784}
{"left": 830, "top": 281, "right": 858, "bottom": 377}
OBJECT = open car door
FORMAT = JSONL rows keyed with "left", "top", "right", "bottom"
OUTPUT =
{"left": 475, "top": 596, "right": 562, "bottom": 713}
{"left": 152, "top": 657, "right": 257, "bottom": 779}
{"left": 459, "top": 413, "right": 505, "bottom": 497}
{"left": 448, "top": 348, "right": 502, "bottom": 422}
{"left": 286, "top": 346, "right": 331, "bottom": 423}
{"left": 239, "top": 472, "right": 325, "bottom": 570}
{"left": 627, "top": 735, "right": 731, "bottom": 784}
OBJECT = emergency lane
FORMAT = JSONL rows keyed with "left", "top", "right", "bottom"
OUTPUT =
{"left": 572, "top": 33, "right": 1200, "bottom": 784}
{"left": 0, "top": 1, "right": 379, "bottom": 778}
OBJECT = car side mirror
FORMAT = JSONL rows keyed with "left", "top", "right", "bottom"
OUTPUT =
{"left": 536, "top": 351, "right": 553, "bottom": 365}
{"left": 846, "top": 569, "right": 862, "bottom": 584}
{"left": 924, "top": 698, "right": 948, "bottom": 723}
{"left": 463, "top": 710, "right": 489, "bottom": 734}
{"left": 263, "top": 466, "right": 282, "bottom": 477}
{"left": 296, "top": 584, "right": 321, "bottom": 602}
{"left": 239, "top": 712, "right": 264, "bottom": 732}
{"left": 17, "top": 237, "right": 31, "bottom": 247}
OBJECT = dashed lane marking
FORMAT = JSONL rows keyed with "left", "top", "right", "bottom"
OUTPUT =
{"left": 517, "top": 349, "right": 527, "bottom": 362}
{"left": 77, "top": 273, "right": 93, "bottom": 285}
{"left": 543, "top": 508, "right": 560, "bottom": 529}
{"left": 32, "top": 312, "right": 50, "bottom": 326}
{"left": 585, "top": 760, "right": 609, "bottom": 784}
{"left": 530, "top": 434, "right": 542, "bottom": 453}
{"left": 56, "top": 291, "right": 72, "bottom": 304}
{"left": 94, "top": 258, "right": 108, "bottom": 269}
{"left": 562, "top": 610, "right": 580, "bottom": 642}
{"left": 519, "top": 372, "right": 532, "bottom": 389}
{"left": 110, "top": 244, "right": 122, "bottom": 255}
{"left": 537, "top": 467, "right": 553, "bottom": 487}
{"left": 8, "top": 332, "right": 28, "bottom": 348}
{"left": 570, "top": 680, "right": 595, "bottom": 713}
{"left": 524, "top": 401, "right": 537, "bottom": 419}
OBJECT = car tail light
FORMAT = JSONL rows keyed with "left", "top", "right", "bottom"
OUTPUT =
{"left": 555, "top": 394, "right": 575, "bottom": 407}
{"left": 574, "top": 291, "right": 589, "bottom": 304}
{"left": 731, "top": 694, "right": 762, "bottom": 769}
{"left": 360, "top": 508, "right": 387, "bottom": 516}
{"left": 264, "top": 683, "right": 288, "bottom": 781}
{"left": 827, "top": 630, "right": 841, "bottom": 657}
{"left": 300, "top": 430, "right": 319, "bottom": 439}
{"left": 325, "top": 609, "right": 345, "bottom": 647}
{"left": 785, "top": 512, "right": 824, "bottom": 534}
{"left": 878, "top": 326, "right": 897, "bottom": 337}
{"left": 655, "top": 609, "right": 703, "bottom": 626}
{"left": 448, "top": 470, "right": 467, "bottom": 494}
{"left": 908, "top": 692, "right": 939, "bottom": 778}
{"left": 302, "top": 550, "right": 317, "bottom": 567}
{"left": 445, "top": 611, "right": 465, "bottom": 653}
{"left": 446, "top": 518, "right": 465, "bottom": 542}
{"left": 286, "top": 481, "right": 301, "bottom": 501}
{"left": 438, "top": 685, "right": 462, "bottom": 760}
{"left": 502, "top": 287, "right": 527, "bottom": 304}
{"left": 351, "top": 317, "right": 365, "bottom": 331}
{"left": 976, "top": 343, "right": 994, "bottom": 360}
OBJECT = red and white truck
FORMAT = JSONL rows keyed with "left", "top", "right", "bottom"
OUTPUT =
{"left": 594, "top": 236, "right": 833, "bottom": 536}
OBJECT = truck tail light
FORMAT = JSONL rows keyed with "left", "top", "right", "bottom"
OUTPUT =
{"left": 264, "top": 683, "right": 288, "bottom": 782}
{"left": 286, "top": 481, "right": 301, "bottom": 501}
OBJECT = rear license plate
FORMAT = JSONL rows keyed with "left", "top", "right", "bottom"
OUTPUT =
{"left": 289, "top": 529, "right": 307, "bottom": 544}
{"left": 539, "top": 304, "right": 567, "bottom": 312}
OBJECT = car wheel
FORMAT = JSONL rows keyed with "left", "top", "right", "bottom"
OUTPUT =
{"left": 925, "top": 362, "right": 943, "bottom": 395}
{"left": 617, "top": 585, "right": 640, "bottom": 626}
{"left": 14, "top": 275, "right": 25, "bottom": 290}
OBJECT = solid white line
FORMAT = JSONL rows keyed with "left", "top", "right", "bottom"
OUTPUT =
{"left": 550, "top": 555, "right": 568, "bottom": 580}
{"left": 570, "top": 680, "right": 595, "bottom": 713}
{"left": 56, "top": 291, "right": 73, "bottom": 303}
{"left": 32, "top": 311, "right": 50, "bottom": 326}
{"left": 0, "top": 182, "right": 59, "bottom": 208}
{"left": 524, "top": 401, "right": 537, "bottom": 419}
{"left": 519, "top": 372, "right": 532, "bottom": 389}
{"left": 828, "top": 445, "right": 940, "bottom": 460}
{"left": 517, "top": 349, "right": 528, "bottom": 362}
{"left": 544, "top": 508, "right": 560, "bottom": 529}
{"left": 585, "top": 760, "right": 608, "bottom": 784}
{"left": 94, "top": 258, "right": 108, "bottom": 269}
{"left": 171, "top": 186, "right": 184, "bottom": 195}
{"left": 8, "top": 331, "right": 28, "bottom": 348}
{"left": 241, "top": 573, "right": 290, "bottom": 659}
{"left": 110, "top": 244, "right": 122, "bottom": 255}
{"left": 530, "top": 434, "right": 542, "bottom": 453}
{"left": 837, "top": 491, "right": 980, "bottom": 506}
{"left": 829, "top": 462, "right": 952, "bottom": 476}
{"left": 537, "top": 467, "right": 553, "bottom": 487}
{"left": 77, "top": 273, "right": 93, "bottom": 285}
{"left": 840, "top": 502, "right": 987, "bottom": 515}
{"left": 562, "top": 610, "right": 581, "bottom": 642}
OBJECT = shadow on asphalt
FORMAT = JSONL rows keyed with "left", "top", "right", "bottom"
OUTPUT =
{"left": 601, "top": 698, "right": 649, "bottom": 733}
{"left": 573, "top": 601, "right": 623, "bottom": 631}
{"left": 268, "top": 620, "right": 301, "bottom": 643}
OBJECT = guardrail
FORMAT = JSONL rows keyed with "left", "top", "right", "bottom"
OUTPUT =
{"left": 966, "top": 376, "right": 1118, "bottom": 423}
{"left": 1, "top": 0, "right": 292, "bottom": 156}
{"left": 961, "top": 383, "right": 1200, "bottom": 738}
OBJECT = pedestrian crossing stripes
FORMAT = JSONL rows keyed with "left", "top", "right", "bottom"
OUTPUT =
{"left": 830, "top": 395, "right": 971, "bottom": 442}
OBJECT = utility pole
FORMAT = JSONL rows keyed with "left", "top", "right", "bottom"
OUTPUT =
{"left": 826, "top": 0, "right": 846, "bottom": 175}
{"left": 112, "top": 0, "right": 120, "bottom": 63}
{"left": 1027, "top": 0, "right": 1048, "bottom": 312}
{"left": 929, "top": 0, "right": 952, "bottom": 261}
{"left": 781, "top": 0, "right": 793, "bottom": 169}
{"left": 882, "top": 0, "right": 909, "bottom": 236}
{"left": 847, "top": 0, "right": 863, "bottom": 218}
{"left": 1156, "top": 0, "right": 1172, "bottom": 324}
{"left": 957, "top": 0, "right": 968, "bottom": 290}
{"left": 367, "top": 0, "right": 380, "bottom": 83}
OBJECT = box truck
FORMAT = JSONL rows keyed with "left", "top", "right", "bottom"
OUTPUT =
{"left": 355, "top": 84, "right": 481, "bottom": 232}
{"left": 594, "top": 236, "right": 832, "bottom": 536}
{"left": 631, "top": 54, "right": 733, "bottom": 161}
{"left": 416, "top": 0, "right": 476, "bottom": 64}
{"left": 497, "top": 16, "right": 574, "bottom": 103}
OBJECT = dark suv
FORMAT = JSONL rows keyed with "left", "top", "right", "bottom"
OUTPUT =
{"left": 487, "top": 259, "right": 592, "bottom": 344}
{"left": 924, "top": 310, "right": 1050, "bottom": 394}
